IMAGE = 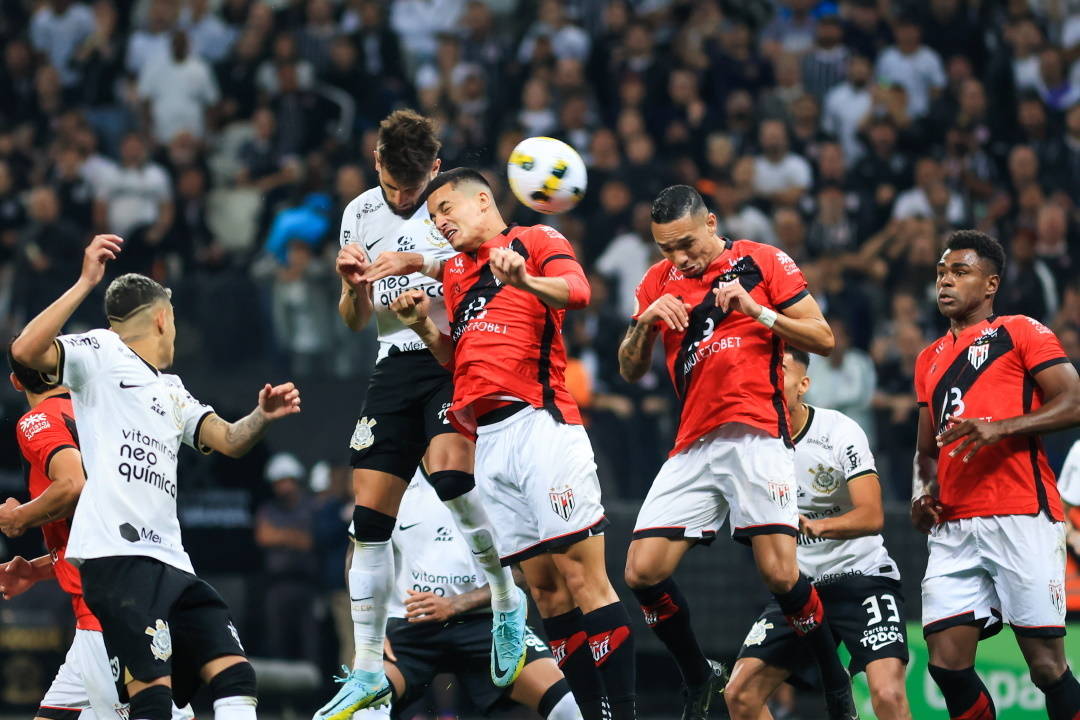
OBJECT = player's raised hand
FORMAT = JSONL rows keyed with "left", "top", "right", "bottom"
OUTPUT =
{"left": 79, "top": 234, "right": 123, "bottom": 287}
{"left": 360, "top": 251, "right": 425, "bottom": 283}
{"left": 0, "top": 556, "right": 38, "bottom": 599}
{"left": 257, "top": 382, "right": 302, "bottom": 420}
{"left": 936, "top": 415, "right": 1004, "bottom": 463}
{"left": 713, "top": 280, "right": 761, "bottom": 318}
{"left": 404, "top": 589, "right": 455, "bottom": 623}
{"left": 911, "top": 495, "right": 943, "bottom": 534}
{"left": 489, "top": 247, "right": 529, "bottom": 288}
{"left": 390, "top": 289, "right": 430, "bottom": 326}
{"left": 0, "top": 497, "right": 24, "bottom": 537}
{"left": 336, "top": 244, "right": 370, "bottom": 288}
{"left": 638, "top": 294, "right": 693, "bottom": 331}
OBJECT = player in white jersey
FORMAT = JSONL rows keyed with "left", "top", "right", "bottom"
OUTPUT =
{"left": 725, "top": 349, "right": 912, "bottom": 720}
{"left": 352, "top": 469, "right": 582, "bottom": 720}
{"left": 11, "top": 234, "right": 302, "bottom": 720}
{"left": 316, "top": 110, "right": 526, "bottom": 720}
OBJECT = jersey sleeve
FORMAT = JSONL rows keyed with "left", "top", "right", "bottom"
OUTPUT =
{"left": 339, "top": 198, "right": 359, "bottom": 249}
{"left": 1014, "top": 316, "right": 1070, "bottom": 376}
{"left": 54, "top": 330, "right": 113, "bottom": 390}
{"left": 1058, "top": 441, "right": 1080, "bottom": 507}
{"left": 759, "top": 246, "right": 809, "bottom": 310}
{"left": 523, "top": 225, "right": 589, "bottom": 308}
{"left": 631, "top": 265, "right": 663, "bottom": 322}
{"left": 832, "top": 415, "right": 877, "bottom": 482}
{"left": 168, "top": 376, "right": 216, "bottom": 454}
{"left": 914, "top": 347, "right": 932, "bottom": 407}
{"left": 16, "top": 410, "right": 79, "bottom": 478}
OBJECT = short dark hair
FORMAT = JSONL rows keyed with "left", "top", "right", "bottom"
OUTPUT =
{"left": 7, "top": 341, "right": 58, "bottom": 394}
{"left": 377, "top": 109, "right": 441, "bottom": 186}
{"left": 105, "top": 273, "right": 171, "bottom": 323}
{"left": 651, "top": 184, "right": 706, "bottom": 224}
{"left": 425, "top": 167, "right": 492, "bottom": 198}
{"left": 944, "top": 229, "right": 1006, "bottom": 275}
{"left": 786, "top": 347, "right": 811, "bottom": 369}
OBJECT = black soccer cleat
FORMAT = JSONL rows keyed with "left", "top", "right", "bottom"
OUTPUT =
{"left": 681, "top": 659, "right": 729, "bottom": 720}
{"left": 823, "top": 679, "right": 860, "bottom": 720}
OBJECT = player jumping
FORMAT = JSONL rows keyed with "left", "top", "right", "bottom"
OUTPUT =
{"left": 725, "top": 349, "right": 911, "bottom": 720}
{"left": 617, "top": 185, "right": 856, "bottom": 720}
{"left": 389, "top": 167, "right": 637, "bottom": 720}
{"left": 315, "top": 110, "right": 526, "bottom": 719}
{"left": 912, "top": 230, "right": 1080, "bottom": 720}
{"left": 11, "top": 235, "right": 301, "bottom": 720}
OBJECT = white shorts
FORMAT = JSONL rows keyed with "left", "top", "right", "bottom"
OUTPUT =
{"left": 922, "top": 514, "right": 1067, "bottom": 638}
{"left": 40, "top": 629, "right": 194, "bottom": 720}
{"left": 475, "top": 407, "right": 606, "bottom": 564}
{"left": 633, "top": 423, "right": 798, "bottom": 545}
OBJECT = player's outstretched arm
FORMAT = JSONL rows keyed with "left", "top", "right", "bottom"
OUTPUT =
{"left": 337, "top": 245, "right": 375, "bottom": 331}
{"left": 713, "top": 286, "right": 835, "bottom": 356}
{"left": 0, "top": 448, "right": 84, "bottom": 536}
{"left": 620, "top": 295, "right": 692, "bottom": 381}
{"left": 11, "top": 235, "right": 123, "bottom": 373}
{"left": 0, "top": 555, "right": 55, "bottom": 600}
{"left": 911, "top": 406, "right": 942, "bottom": 533}
{"left": 390, "top": 290, "right": 452, "bottom": 365}
{"left": 800, "top": 473, "right": 884, "bottom": 540}
{"left": 489, "top": 247, "right": 589, "bottom": 310}
{"left": 360, "top": 251, "right": 444, "bottom": 283}
{"left": 403, "top": 586, "right": 492, "bottom": 624}
{"left": 198, "top": 382, "right": 302, "bottom": 458}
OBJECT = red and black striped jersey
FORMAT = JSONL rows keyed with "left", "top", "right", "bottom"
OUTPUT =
{"left": 442, "top": 224, "right": 587, "bottom": 438}
{"left": 915, "top": 314, "right": 1071, "bottom": 522}
{"left": 16, "top": 394, "right": 99, "bottom": 631}
{"left": 633, "top": 238, "right": 809, "bottom": 456}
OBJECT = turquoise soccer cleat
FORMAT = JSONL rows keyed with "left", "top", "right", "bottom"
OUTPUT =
{"left": 311, "top": 666, "right": 391, "bottom": 720}
{"left": 490, "top": 587, "right": 529, "bottom": 687}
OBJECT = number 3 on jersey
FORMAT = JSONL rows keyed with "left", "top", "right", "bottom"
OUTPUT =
{"left": 862, "top": 593, "right": 900, "bottom": 626}
{"left": 939, "top": 386, "right": 965, "bottom": 432}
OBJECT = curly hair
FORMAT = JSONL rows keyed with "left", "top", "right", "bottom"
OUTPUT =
{"left": 376, "top": 110, "right": 441, "bottom": 187}
{"left": 945, "top": 230, "right": 1006, "bottom": 276}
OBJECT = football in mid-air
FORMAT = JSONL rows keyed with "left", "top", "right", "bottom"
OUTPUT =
{"left": 507, "top": 136, "right": 587, "bottom": 215}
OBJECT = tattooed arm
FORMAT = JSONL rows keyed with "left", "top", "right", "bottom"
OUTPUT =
{"left": 619, "top": 294, "right": 689, "bottom": 382}
{"left": 198, "top": 383, "right": 302, "bottom": 458}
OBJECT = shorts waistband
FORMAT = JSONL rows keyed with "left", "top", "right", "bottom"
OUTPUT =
{"left": 477, "top": 401, "right": 530, "bottom": 427}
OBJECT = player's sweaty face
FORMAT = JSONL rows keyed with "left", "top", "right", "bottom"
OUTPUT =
{"left": 651, "top": 211, "right": 722, "bottom": 278}
{"left": 378, "top": 167, "right": 428, "bottom": 216}
{"left": 936, "top": 248, "right": 995, "bottom": 318}
{"left": 428, "top": 183, "right": 482, "bottom": 251}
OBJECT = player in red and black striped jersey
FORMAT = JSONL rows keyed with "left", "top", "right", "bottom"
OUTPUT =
{"left": 390, "top": 167, "right": 635, "bottom": 720}
{"left": 911, "top": 230, "right": 1080, "bottom": 720}
{"left": 617, "top": 186, "right": 855, "bottom": 720}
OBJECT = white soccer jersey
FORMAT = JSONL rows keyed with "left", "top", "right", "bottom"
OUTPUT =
{"left": 1058, "top": 440, "right": 1080, "bottom": 507}
{"left": 55, "top": 329, "right": 214, "bottom": 574}
{"left": 388, "top": 472, "right": 487, "bottom": 618}
{"left": 793, "top": 405, "right": 899, "bottom": 584}
{"left": 339, "top": 188, "right": 456, "bottom": 364}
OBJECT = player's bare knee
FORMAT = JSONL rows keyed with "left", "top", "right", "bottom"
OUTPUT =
{"left": 623, "top": 559, "right": 666, "bottom": 589}
{"left": 528, "top": 581, "right": 574, "bottom": 617}
{"left": 1028, "top": 656, "right": 1068, "bottom": 688}
{"left": 869, "top": 682, "right": 908, "bottom": 718}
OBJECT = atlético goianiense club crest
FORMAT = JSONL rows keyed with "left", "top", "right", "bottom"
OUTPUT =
{"left": 549, "top": 486, "right": 576, "bottom": 521}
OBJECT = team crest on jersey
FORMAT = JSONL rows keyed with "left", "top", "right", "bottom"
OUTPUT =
{"left": 1050, "top": 581, "right": 1066, "bottom": 616}
{"left": 109, "top": 655, "right": 120, "bottom": 681}
{"left": 743, "top": 618, "right": 774, "bottom": 647}
{"left": 549, "top": 486, "right": 576, "bottom": 521}
{"left": 967, "top": 342, "right": 989, "bottom": 370}
{"left": 18, "top": 412, "right": 50, "bottom": 439}
{"left": 424, "top": 220, "right": 450, "bottom": 248}
{"left": 768, "top": 481, "right": 793, "bottom": 509}
{"left": 145, "top": 619, "right": 172, "bottom": 661}
{"left": 809, "top": 464, "right": 843, "bottom": 495}
{"left": 350, "top": 417, "right": 377, "bottom": 451}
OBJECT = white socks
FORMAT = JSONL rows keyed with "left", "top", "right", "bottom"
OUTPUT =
{"left": 212, "top": 696, "right": 257, "bottom": 720}
{"left": 444, "top": 489, "right": 518, "bottom": 612}
{"left": 349, "top": 539, "right": 394, "bottom": 673}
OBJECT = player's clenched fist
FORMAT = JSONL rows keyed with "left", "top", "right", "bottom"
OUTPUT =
{"left": 639, "top": 294, "right": 693, "bottom": 331}
{"left": 911, "top": 494, "right": 943, "bottom": 534}
{"left": 80, "top": 234, "right": 124, "bottom": 287}
{"left": 489, "top": 247, "right": 529, "bottom": 288}
{"left": 713, "top": 280, "right": 761, "bottom": 317}
{"left": 336, "top": 244, "right": 370, "bottom": 288}
{"left": 361, "top": 251, "right": 424, "bottom": 283}
{"left": 390, "top": 289, "right": 431, "bottom": 326}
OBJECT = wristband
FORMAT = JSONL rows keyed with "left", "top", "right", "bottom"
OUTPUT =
{"left": 421, "top": 256, "right": 441, "bottom": 277}
{"left": 755, "top": 306, "right": 778, "bottom": 329}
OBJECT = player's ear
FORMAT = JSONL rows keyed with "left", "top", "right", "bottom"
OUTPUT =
{"left": 985, "top": 271, "right": 1000, "bottom": 298}
{"left": 705, "top": 212, "right": 717, "bottom": 235}
{"left": 800, "top": 374, "right": 811, "bottom": 397}
{"left": 430, "top": 158, "right": 441, "bottom": 177}
{"left": 8, "top": 372, "right": 23, "bottom": 393}
{"left": 373, "top": 150, "right": 382, "bottom": 173}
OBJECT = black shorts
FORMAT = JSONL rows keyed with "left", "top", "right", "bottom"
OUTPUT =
{"left": 348, "top": 351, "right": 456, "bottom": 479}
{"left": 80, "top": 556, "right": 246, "bottom": 706}
{"left": 386, "top": 615, "right": 552, "bottom": 717}
{"left": 737, "top": 575, "right": 909, "bottom": 689}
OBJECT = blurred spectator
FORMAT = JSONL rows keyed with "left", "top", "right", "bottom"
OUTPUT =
{"left": 50, "top": 144, "right": 94, "bottom": 228}
{"left": 760, "top": 0, "right": 819, "bottom": 59}
{"left": 805, "top": 314, "right": 877, "bottom": 445}
{"left": 758, "top": 52, "right": 804, "bottom": 121}
{"left": 807, "top": 182, "right": 857, "bottom": 257}
{"left": 72, "top": 0, "right": 126, "bottom": 124}
{"left": 126, "top": 0, "right": 177, "bottom": 74}
{"left": 172, "top": 166, "right": 224, "bottom": 274}
{"left": 255, "top": 453, "right": 319, "bottom": 662}
{"left": 17, "top": 186, "right": 85, "bottom": 317}
{"left": 217, "top": 30, "right": 263, "bottom": 123}
{"left": 773, "top": 207, "right": 808, "bottom": 264}
{"left": 800, "top": 15, "right": 848, "bottom": 102}
{"left": 822, "top": 52, "right": 873, "bottom": 165}
{"left": 518, "top": 0, "right": 591, "bottom": 64}
{"left": 752, "top": 119, "right": 812, "bottom": 209}
{"left": 1034, "top": 47, "right": 1080, "bottom": 111}
{"left": 93, "top": 132, "right": 173, "bottom": 244}
{"left": 851, "top": 117, "right": 912, "bottom": 229}
{"left": 871, "top": 320, "right": 924, "bottom": 499}
{"left": 892, "top": 156, "right": 965, "bottom": 226}
{"left": 999, "top": 228, "right": 1059, "bottom": 323}
{"left": 311, "top": 464, "right": 353, "bottom": 668}
{"left": 137, "top": 31, "right": 220, "bottom": 145}
{"left": 518, "top": 77, "right": 558, "bottom": 138}
{"left": 874, "top": 15, "right": 946, "bottom": 119}
{"left": 841, "top": 0, "right": 892, "bottom": 59}
{"left": 714, "top": 175, "right": 777, "bottom": 247}
{"left": 296, "top": 0, "right": 338, "bottom": 73}
{"left": 595, "top": 201, "right": 656, "bottom": 319}
{"left": 257, "top": 33, "right": 315, "bottom": 95}
{"left": 390, "top": 0, "right": 464, "bottom": 67}
{"left": 182, "top": 0, "right": 235, "bottom": 64}
{"left": 30, "top": 0, "right": 95, "bottom": 88}
{"left": 1035, "top": 204, "right": 1074, "bottom": 292}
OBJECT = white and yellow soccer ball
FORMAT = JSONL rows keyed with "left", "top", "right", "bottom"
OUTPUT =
{"left": 507, "top": 136, "right": 588, "bottom": 214}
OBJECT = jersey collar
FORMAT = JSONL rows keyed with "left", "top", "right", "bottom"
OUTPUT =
{"left": 791, "top": 404, "right": 815, "bottom": 445}
{"left": 949, "top": 314, "right": 998, "bottom": 346}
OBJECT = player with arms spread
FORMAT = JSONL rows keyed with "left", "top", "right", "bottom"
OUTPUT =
{"left": 725, "top": 349, "right": 911, "bottom": 720}
{"left": 0, "top": 349, "right": 192, "bottom": 720}
{"left": 617, "top": 185, "right": 856, "bottom": 720}
{"left": 318, "top": 110, "right": 524, "bottom": 720}
{"left": 11, "top": 235, "right": 301, "bottom": 720}
{"left": 388, "top": 167, "right": 637, "bottom": 720}
{"left": 912, "top": 230, "right": 1080, "bottom": 720}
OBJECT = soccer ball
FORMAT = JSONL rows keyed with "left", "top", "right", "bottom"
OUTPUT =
{"left": 507, "top": 136, "right": 587, "bottom": 215}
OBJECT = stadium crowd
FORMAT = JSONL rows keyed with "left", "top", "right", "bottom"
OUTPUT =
{"left": 2, "top": 0, "right": 1080, "bottom": 691}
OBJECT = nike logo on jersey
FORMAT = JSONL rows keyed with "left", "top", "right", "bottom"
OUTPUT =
{"left": 119, "top": 381, "right": 147, "bottom": 389}
{"left": 398, "top": 522, "right": 420, "bottom": 531}
{"left": 364, "top": 237, "right": 382, "bottom": 251}
{"left": 351, "top": 596, "right": 374, "bottom": 602}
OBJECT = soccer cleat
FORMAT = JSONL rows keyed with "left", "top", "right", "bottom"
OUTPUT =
{"left": 311, "top": 665, "right": 391, "bottom": 720}
{"left": 490, "top": 587, "right": 528, "bottom": 687}
{"left": 823, "top": 670, "right": 859, "bottom": 720}
{"left": 681, "top": 659, "right": 729, "bottom": 720}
